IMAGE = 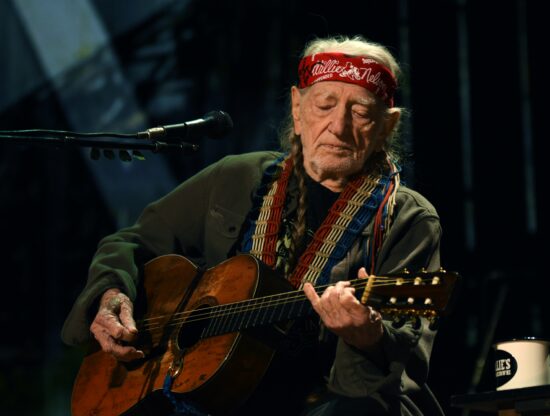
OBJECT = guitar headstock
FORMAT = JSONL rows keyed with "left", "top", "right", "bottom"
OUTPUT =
{"left": 358, "top": 268, "right": 460, "bottom": 330}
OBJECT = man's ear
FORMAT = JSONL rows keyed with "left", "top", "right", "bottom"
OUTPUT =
{"left": 376, "top": 108, "right": 401, "bottom": 151}
{"left": 291, "top": 86, "right": 302, "bottom": 135}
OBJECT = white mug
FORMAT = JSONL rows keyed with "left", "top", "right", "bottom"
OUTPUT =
{"left": 494, "top": 338, "right": 550, "bottom": 390}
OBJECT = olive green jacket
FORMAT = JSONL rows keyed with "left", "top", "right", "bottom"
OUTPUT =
{"left": 62, "top": 151, "right": 443, "bottom": 415}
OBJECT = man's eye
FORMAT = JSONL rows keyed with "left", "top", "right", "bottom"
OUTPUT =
{"left": 353, "top": 111, "right": 370, "bottom": 119}
{"left": 316, "top": 104, "right": 332, "bottom": 111}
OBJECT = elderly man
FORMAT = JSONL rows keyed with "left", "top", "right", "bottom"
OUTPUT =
{"left": 63, "top": 36, "right": 443, "bottom": 416}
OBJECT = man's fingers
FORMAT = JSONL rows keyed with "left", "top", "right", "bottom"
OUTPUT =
{"left": 92, "top": 328, "right": 114, "bottom": 353}
{"left": 108, "top": 341, "right": 145, "bottom": 362}
{"left": 93, "top": 310, "right": 128, "bottom": 339}
{"left": 112, "top": 293, "right": 138, "bottom": 339}
{"left": 304, "top": 282, "right": 325, "bottom": 316}
{"left": 90, "top": 289, "right": 143, "bottom": 360}
{"left": 326, "top": 284, "right": 341, "bottom": 311}
{"left": 303, "top": 282, "right": 319, "bottom": 303}
{"left": 97, "top": 292, "right": 138, "bottom": 341}
{"left": 119, "top": 300, "right": 136, "bottom": 330}
{"left": 93, "top": 329, "right": 144, "bottom": 362}
{"left": 119, "top": 301, "right": 138, "bottom": 341}
{"left": 326, "top": 281, "right": 355, "bottom": 310}
{"left": 357, "top": 267, "right": 369, "bottom": 279}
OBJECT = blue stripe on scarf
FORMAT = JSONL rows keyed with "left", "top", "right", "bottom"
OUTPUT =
{"left": 315, "top": 174, "right": 392, "bottom": 285}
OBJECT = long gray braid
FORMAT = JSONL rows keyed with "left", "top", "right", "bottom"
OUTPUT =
{"left": 286, "top": 133, "right": 308, "bottom": 274}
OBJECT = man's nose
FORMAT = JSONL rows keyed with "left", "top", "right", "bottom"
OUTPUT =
{"left": 327, "top": 105, "right": 351, "bottom": 138}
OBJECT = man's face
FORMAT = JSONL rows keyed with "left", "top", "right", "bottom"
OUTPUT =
{"left": 291, "top": 81, "right": 395, "bottom": 188}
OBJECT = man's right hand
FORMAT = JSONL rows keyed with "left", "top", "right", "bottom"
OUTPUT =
{"left": 90, "top": 288, "right": 145, "bottom": 362}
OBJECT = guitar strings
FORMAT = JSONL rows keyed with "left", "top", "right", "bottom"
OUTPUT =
{"left": 137, "top": 277, "right": 435, "bottom": 331}
{"left": 137, "top": 277, "right": 441, "bottom": 333}
{"left": 137, "top": 277, "right": 398, "bottom": 328}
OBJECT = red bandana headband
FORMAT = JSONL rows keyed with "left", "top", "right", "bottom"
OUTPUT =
{"left": 298, "top": 52, "right": 397, "bottom": 107}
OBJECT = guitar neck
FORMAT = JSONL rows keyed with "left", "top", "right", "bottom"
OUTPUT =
{"left": 198, "top": 268, "right": 457, "bottom": 339}
{"left": 201, "top": 288, "right": 318, "bottom": 338}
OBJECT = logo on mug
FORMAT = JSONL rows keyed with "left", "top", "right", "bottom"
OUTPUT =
{"left": 495, "top": 349, "right": 518, "bottom": 388}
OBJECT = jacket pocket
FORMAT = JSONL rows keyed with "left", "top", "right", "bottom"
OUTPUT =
{"left": 209, "top": 204, "right": 246, "bottom": 239}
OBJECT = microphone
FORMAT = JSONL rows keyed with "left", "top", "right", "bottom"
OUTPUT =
{"left": 137, "top": 110, "right": 233, "bottom": 142}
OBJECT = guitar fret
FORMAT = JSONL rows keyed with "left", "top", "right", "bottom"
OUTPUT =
{"left": 226, "top": 302, "right": 237, "bottom": 333}
{"left": 235, "top": 306, "right": 246, "bottom": 332}
{"left": 222, "top": 304, "right": 234, "bottom": 334}
{"left": 213, "top": 305, "right": 223, "bottom": 335}
{"left": 243, "top": 299, "right": 256, "bottom": 329}
{"left": 258, "top": 299, "right": 267, "bottom": 325}
{"left": 215, "top": 304, "right": 229, "bottom": 335}
{"left": 264, "top": 301, "right": 274, "bottom": 325}
{"left": 210, "top": 306, "right": 223, "bottom": 335}
{"left": 253, "top": 298, "right": 264, "bottom": 327}
{"left": 235, "top": 303, "right": 246, "bottom": 331}
{"left": 248, "top": 298, "right": 259, "bottom": 329}
{"left": 297, "top": 296, "right": 306, "bottom": 316}
{"left": 218, "top": 305, "right": 229, "bottom": 334}
{"left": 277, "top": 294, "right": 287, "bottom": 321}
{"left": 207, "top": 305, "right": 216, "bottom": 336}
{"left": 261, "top": 299, "right": 274, "bottom": 326}
{"left": 233, "top": 303, "right": 244, "bottom": 332}
{"left": 203, "top": 314, "right": 214, "bottom": 338}
{"left": 287, "top": 295, "right": 296, "bottom": 319}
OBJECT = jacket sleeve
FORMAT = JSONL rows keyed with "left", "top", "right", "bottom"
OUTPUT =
{"left": 60, "top": 159, "right": 223, "bottom": 346}
{"left": 328, "top": 189, "right": 443, "bottom": 402}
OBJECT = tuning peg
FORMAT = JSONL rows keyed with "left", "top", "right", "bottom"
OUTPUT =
{"left": 103, "top": 149, "right": 115, "bottom": 160}
{"left": 132, "top": 150, "right": 146, "bottom": 161}
{"left": 119, "top": 150, "right": 132, "bottom": 162}
{"left": 410, "top": 315, "right": 422, "bottom": 330}
{"left": 90, "top": 148, "right": 100, "bottom": 160}
{"left": 391, "top": 315, "right": 406, "bottom": 329}
{"left": 428, "top": 316, "right": 440, "bottom": 331}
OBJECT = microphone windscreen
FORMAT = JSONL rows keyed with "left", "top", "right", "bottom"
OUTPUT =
{"left": 204, "top": 110, "right": 233, "bottom": 139}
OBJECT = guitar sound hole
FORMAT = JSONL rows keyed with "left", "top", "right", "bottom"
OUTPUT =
{"left": 177, "top": 304, "right": 211, "bottom": 349}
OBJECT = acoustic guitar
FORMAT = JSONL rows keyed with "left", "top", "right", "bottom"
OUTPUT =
{"left": 71, "top": 254, "right": 459, "bottom": 416}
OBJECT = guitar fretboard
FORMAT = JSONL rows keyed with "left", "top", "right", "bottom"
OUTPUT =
{"left": 201, "top": 291, "right": 315, "bottom": 338}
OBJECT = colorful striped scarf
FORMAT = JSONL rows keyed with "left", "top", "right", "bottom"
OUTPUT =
{"left": 241, "top": 154, "right": 399, "bottom": 287}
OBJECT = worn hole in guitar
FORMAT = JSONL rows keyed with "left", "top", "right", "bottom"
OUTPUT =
{"left": 176, "top": 302, "right": 214, "bottom": 350}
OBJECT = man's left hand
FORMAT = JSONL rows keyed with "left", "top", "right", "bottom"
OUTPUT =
{"left": 303, "top": 267, "right": 383, "bottom": 351}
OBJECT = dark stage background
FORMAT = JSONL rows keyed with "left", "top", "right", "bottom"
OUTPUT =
{"left": 0, "top": 0, "right": 547, "bottom": 415}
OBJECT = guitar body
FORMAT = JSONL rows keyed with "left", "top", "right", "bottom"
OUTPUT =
{"left": 71, "top": 254, "right": 459, "bottom": 416}
{"left": 72, "top": 254, "right": 287, "bottom": 416}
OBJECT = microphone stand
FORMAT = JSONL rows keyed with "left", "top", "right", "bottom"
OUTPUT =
{"left": 0, "top": 131, "right": 199, "bottom": 160}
